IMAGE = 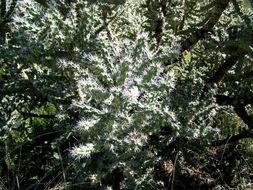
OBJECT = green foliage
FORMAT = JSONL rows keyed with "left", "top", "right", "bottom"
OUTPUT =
{"left": 0, "top": 0, "right": 253, "bottom": 189}
{"left": 69, "top": 32, "right": 178, "bottom": 188}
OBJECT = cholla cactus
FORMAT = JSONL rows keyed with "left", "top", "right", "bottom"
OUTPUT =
{"left": 70, "top": 32, "right": 180, "bottom": 188}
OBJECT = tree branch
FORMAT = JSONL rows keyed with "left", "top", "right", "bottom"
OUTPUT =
{"left": 180, "top": 0, "right": 230, "bottom": 52}
{"left": 212, "top": 130, "right": 253, "bottom": 146}
{"left": 165, "top": 0, "right": 231, "bottom": 66}
{"left": 208, "top": 54, "right": 242, "bottom": 85}
{"left": 233, "top": 104, "right": 253, "bottom": 128}
{"left": 200, "top": 52, "right": 245, "bottom": 99}
{"left": 215, "top": 94, "right": 253, "bottom": 129}
{"left": 213, "top": 93, "right": 253, "bottom": 146}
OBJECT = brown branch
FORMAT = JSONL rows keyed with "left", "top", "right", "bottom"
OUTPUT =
{"left": 234, "top": 104, "right": 253, "bottom": 129}
{"left": 215, "top": 94, "right": 253, "bottom": 107}
{"left": 165, "top": 0, "right": 231, "bottom": 66}
{"left": 180, "top": 0, "right": 230, "bottom": 52}
{"left": 213, "top": 95, "right": 253, "bottom": 146}
{"left": 215, "top": 94, "right": 234, "bottom": 105}
{"left": 200, "top": 49, "right": 246, "bottom": 99}
{"left": 215, "top": 94, "right": 253, "bottom": 129}
{"left": 212, "top": 130, "right": 253, "bottom": 146}
{"left": 160, "top": 0, "right": 171, "bottom": 17}
{"left": 208, "top": 55, "right": 242, "bottom": 85}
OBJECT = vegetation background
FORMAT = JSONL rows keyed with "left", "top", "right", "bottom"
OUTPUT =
{"left": 0, "top": 0, "right": 253, "bottom": 189}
